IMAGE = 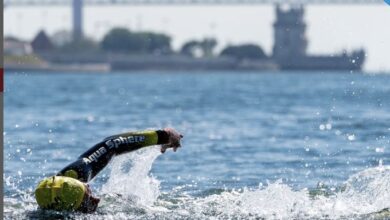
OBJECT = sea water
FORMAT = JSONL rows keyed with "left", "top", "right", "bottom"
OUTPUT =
{"left": 4, "top": 71, "right": 390, "bottom": 219}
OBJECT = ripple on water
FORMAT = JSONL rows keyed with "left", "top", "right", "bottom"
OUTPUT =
{"left": 4, "top": 148, "right": 390, "bottom": 220}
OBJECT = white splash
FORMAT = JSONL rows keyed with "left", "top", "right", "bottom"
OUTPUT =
{"left": 97, "top": 150, "right": 389, "bottom": 219}
{"left": 5, "top": 154, "right": 389, "bottom": 219}
{"left": 100, "top": 146, "right": 162, "bottom": 207}
{"left": 181, "top": 165, "right": 390, "bottom": 219}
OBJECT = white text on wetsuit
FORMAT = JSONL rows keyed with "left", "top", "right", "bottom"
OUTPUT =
{"left": 83, "top": 147, "right": 107, "bottom": 164}
{"left": 105, "top": 135, "right": 146, "bottom": 149}
{"left": 83, "top": 136, "right": 146, "bottom": 164}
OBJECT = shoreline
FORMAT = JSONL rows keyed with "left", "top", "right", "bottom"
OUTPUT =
{"left": 4, "top": 67, "right": 373, "bottom": 75}
{"left": 4, "top": 63, "right": 373, "bottom": 74}
{"left": 4, "top": 63, "right": 111, "bottom": 73}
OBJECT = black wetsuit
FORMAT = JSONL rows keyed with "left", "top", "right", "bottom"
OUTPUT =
{"left": 57, "top": 130, "right": 169, "bottom": 182}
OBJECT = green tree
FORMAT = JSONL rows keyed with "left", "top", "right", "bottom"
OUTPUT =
{"left": 180, "top": 40, "right": 199, "bottom": 57}
{"left": 220, "top": 44, "right": 267, "bottom": 60}
{"left": 140, "top": 32, "right": 172, "bottom": 54}
{"left": 126, "top": 32, "right": 148, "bottom": 52}
{"left": 59, "top": 38, "right": 99, "bottom": 53}
{"left": 199, "top": 38, "right": 217, "bottom": 58}
{"left": 180, "top": 38, "right": 218, "bottom": 57}
{"left": 101, "top": 28, "right": 133, "bottom": 53}
{"left": 101, "top": 28, "right": 172, "bottom": 54}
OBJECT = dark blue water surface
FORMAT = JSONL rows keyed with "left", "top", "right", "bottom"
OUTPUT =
{"left": 4, "top": 71, "right": 390, "bottom": 219}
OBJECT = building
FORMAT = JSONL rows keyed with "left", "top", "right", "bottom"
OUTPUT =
{"left": 31, "top": 30, "right": 54, "bottom": 52}
{"left": 272, "top": 5, "right": 365, "bottom": 71}
{"left": 4, "top": 37, "right": 33, "bottom": 56}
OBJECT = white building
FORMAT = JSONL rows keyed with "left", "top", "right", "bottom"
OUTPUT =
{"left": 4, "top": 37, "right": 33, "bottom": 56}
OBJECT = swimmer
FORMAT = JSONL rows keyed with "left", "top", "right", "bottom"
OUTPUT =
{"left": 34, "top": 128, "right": 183, "bottom": 212}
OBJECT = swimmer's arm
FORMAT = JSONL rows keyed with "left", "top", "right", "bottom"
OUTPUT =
{"left": 103, "top": 127, "right": 185, "bottom": 155}
{"left": 103, "top": 128, "right": 183, "bottom": 155}
{"left": 102, "top": 130, "right": 169, "bottom": 154}
{"left": 58, "top": 130, "right": 168, "bottom": 181}
{"left": 58, "top": 129, "right": 182, "bottom": 182}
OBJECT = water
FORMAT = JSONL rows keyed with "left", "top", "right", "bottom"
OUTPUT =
{"left": 4, "top": 71, "right": 390, "bottom": 219}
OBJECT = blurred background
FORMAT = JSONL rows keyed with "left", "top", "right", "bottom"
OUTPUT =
{"left": 3, "top": 0, "right": 390, "bottom": 72}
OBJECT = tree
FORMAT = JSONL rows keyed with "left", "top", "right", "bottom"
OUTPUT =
{"left": 140, "top": 32, "right": 172, "bottom": 54}
{"left": 180, "top": 38, "right": 218, "bottom": 58}
{"left": 199, "top": 38, "right": 217, "bottom": 58}
{"left": 59, "top": 38, "right": 99, "bottom": 53}
{"left": 101, "top": 28, "right": 137, "bottom": 52}
{"left": 180, "top": 40, "right": 200, "bottom": 57}
{"left": 220, "top": 44, "right": 267, "bottom": 60}
{"left": 101, "top": 28, "right": 172, "bottom": 54}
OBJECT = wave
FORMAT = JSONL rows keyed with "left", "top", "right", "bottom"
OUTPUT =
{"left": 4, "top": 147, "right": 390, "bottom": 219}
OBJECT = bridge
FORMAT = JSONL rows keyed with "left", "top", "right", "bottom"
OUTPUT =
{"left": 4, "top": 0, "right": 384, "bottom": 40}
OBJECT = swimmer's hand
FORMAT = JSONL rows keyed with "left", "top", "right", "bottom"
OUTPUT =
{"left": 161, "top": 128, "right": 183, "bottom": 153}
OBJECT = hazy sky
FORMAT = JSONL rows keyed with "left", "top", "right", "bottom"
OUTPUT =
{"left": 4, "top": 4, "right": 390, "bottom": 71}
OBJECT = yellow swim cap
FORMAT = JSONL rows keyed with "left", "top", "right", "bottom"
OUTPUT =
{"left": 35, "top": 176, "right": 86, "bottom": 211}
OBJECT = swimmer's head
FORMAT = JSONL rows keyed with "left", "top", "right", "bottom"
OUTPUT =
{"left": 35, "top": 176, "right": 100, "bottom": 212}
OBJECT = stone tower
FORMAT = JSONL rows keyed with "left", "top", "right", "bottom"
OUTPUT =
{"left": 272, "top": 5, "right": 308, "bottom": 61}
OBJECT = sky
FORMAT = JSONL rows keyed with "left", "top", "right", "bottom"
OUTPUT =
{"left": 4, "top": 4, "right": 390, "bottom": 71}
